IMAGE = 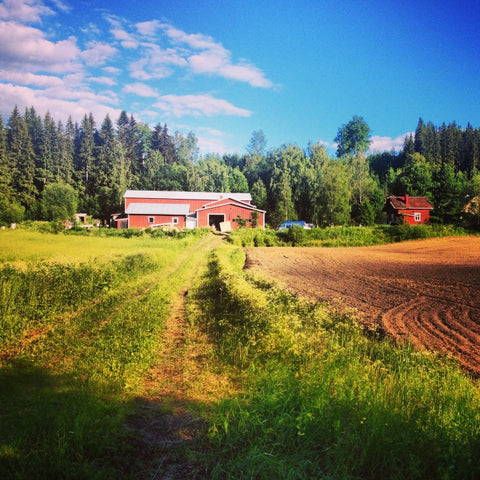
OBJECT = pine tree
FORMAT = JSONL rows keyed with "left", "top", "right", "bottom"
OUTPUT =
{"left": 93, "top": 114, "right": 127, "bottom": 220}
{"left": 7, "top": 106, "right": 38, "bottom": 215}
{"left": 55, "top": 119, "right": 75, "bottom": 185}
{"left": 38, "top": 111, "right": 58, "bottom": 188}
{"left": 462, "top": 123, "right": 480, "bottom": 173}
{"left": 117, "top": 111, "right": 140, "bottom": 183}
{"left": 152, "top": 123, "right": 176, "bottom": 164}
{"left": 76, "top": 114, "right": 96, "bottom": 196}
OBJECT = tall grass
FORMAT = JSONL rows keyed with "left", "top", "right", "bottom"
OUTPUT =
{"left": 228, "top": 224, "right": 470, "bottom": 247}
{"left": 0, "top": 229, "right": 212, "bottom": 479}
{"left": 192, "top": 244, "right": 480, "bottom": 479}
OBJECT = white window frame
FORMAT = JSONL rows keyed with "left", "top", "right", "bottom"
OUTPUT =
{"left": 148, "top": 216, "right": 155, "bottom": 224}
{"left": 414, "top": 212, "right": 421, "bottom": 222}
{"left": 172, "top": 217, "right": 179, "bottom": 225}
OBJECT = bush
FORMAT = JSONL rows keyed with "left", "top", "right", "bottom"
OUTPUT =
{"left": 0, "top": 196, "right": 24, "bottom": 225}
{"left": 229, "top": 224, "right": 472, "bottom": 249}
{"left": 227, "top": 228, "right": 282, "bottom": 247}
{"left": 277, "top": 225, "right": 306, "bottom": 245}
{"left": 39, "top": 183, "right": 78, "bottom": 221}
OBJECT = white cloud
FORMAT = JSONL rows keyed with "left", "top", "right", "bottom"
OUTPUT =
{"left": 88, "top": 76, "right": 116, "bottom": 86}
{"left": 0, "top": 0, "right": 54, "bottom": 22}
{"left": 123, "top": 82, "right": 157, "bottom": 97}
{"left": 188, "top": 49, "right": 227, "bottom": 74}
{"left": 161, "top": 24, "right": 218, "bottom": 50}
{"left": 189, "top": 126, "right": 236, "bottom": 154}
{"left": 219, "top": 61, "right": 273, "bottom": 88}
{"left": 369, "top": 133, "right": 412, "bottom": 153}
{"left": 103, "top": 66, "right": 121, "bottom": 75}
{"left": 40, "top": 83, "right": 118, "bottom": 105}
{"left": 153, "top": 94, "right": 252, "bottom": 117}
{"left": 82, "top": 41, "right": 117, "bottom": 67}
{"left": 111, "top": 27, "right": 138, "bottom": 49}
{"left": 196, "top": 134, "right": 231, "bottom": 155}
{"left": 136, "top": 20, "right": 161, "bottom": 37}
{"left": 127, "top": 43, "right": 187, "bottom": 81}
{"left": 161, "top": 23, "right": 273, "bottom": 88}
{"left": 0, "top": 4, "right": 273, "bottom": 141}
{"left": 0, "top": 82, "right": 121, "bottom": 123}
{"left": 195, "top": 126, "right": 225, "bottom": 137}
{"left": 105, "top": 18, "right": 273, "bottom": 87}
{"left": 0, "top": 20, "right": 81, "bottom": 73}
{"left": 51, "top": 0, "right": 70, "bottom": 13}
{"left": 0, "top": 69, "right": 63, "bottom": 87}
{"left": 147, "top": 44, "right": 188, "bottom": 68}
{"left": 128, "top": 55, "right": 176, "bottom": 81}
{"left": 128, "top": 58, "right": 151, "bottom": 80}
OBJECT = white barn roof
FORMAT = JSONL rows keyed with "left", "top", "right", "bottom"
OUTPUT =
{"left": 125, "top": 203, "right": 190, "bottom": 215}
{"left": 124, "top": 190, "right": 251, "bottom": 202}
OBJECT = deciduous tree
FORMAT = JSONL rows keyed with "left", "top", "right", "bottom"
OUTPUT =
{"left": 40, "top": 182, "right": 78, "bottom": 221}
{"left": 335, "top": 115, "right": 371, "bottom": 157}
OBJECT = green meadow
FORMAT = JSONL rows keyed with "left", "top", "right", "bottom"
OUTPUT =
{"left": 1, "top": 228, "right": 480, "bottom": 479}
{"left": 0, "top": 228, "right": 213, "bottom": 479}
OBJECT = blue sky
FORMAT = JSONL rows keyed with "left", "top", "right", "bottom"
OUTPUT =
{"left": 1, "top": 0, "right": 479, "bottom": 156}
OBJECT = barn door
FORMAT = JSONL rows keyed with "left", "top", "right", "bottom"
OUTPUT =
{"left": 208, "top": 214, "right": 225, "bottom": 231}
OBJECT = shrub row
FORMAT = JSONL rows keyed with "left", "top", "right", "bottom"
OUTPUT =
{"left": 16, "top": 220, "right": 212, "bottom": 239}
{"left": 228, "top": 224, "right": 470, "bottom": 247}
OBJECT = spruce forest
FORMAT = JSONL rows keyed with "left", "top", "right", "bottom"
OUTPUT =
{"left": 2, "top": 106, "right": 480, "bottom": 230}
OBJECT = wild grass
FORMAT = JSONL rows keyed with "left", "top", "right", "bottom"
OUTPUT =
{"left": 228, "top": 224, "right": 470, "bottom": 248}
{"left": 3, "top": 228, "right": 480, "bottom": 479}
{"left": 191, "top": 244, "right": 480, "bottom": 479}
{"left": 0, "top": 227, "right": 209, "bottom": 266}
{"left": 0, "top": 229, "right": 212, "bottom": 479}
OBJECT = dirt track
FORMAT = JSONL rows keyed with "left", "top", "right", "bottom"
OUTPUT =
{"left": 244, "top": 237, "right": 480, "bottom": 375}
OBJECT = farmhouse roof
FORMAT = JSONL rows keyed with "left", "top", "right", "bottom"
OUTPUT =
{"left": 196, "top": 197, "right": 266, "bottom": 213}
{"left": 386, "top": 196, "right": 433, "bottom": 210}
{"left": 125, "top": 203, "right": 191, "bottom": 215}
{"left": 124, "top": 190, "right": 251, "bottom": 202}
{"left": 197, "top": 193, "right": 265, "bottom": 212}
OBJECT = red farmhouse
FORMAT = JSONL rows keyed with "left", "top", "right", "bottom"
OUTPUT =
{"left": 384, "top": 194, "right": 433, "bottom": 225}
{"left": 115, "top": 190, "right": 266, "bottom": 230}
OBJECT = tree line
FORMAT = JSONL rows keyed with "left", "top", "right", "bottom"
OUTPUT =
{"left": 1, "top": 106, "right": 480, "bottom": 229}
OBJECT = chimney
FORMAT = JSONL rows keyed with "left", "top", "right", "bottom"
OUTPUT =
{"left": 404, "top": 194, "right": 409, "bottom": 205}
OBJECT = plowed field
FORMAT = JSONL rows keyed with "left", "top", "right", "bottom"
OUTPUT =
{"left": 244, "top": 236, "right": 480, "bottom": 374}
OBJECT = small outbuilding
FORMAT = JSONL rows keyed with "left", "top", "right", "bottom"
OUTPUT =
{"left": 116, "top": 190, "right": 266, "bottom": 230}
{"left": 384, "top": 194, "right": 433, "bottom": 225}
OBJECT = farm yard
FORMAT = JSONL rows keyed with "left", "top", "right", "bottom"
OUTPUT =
{"left": 245, "top": 236, "right": 480, "bottom": 375}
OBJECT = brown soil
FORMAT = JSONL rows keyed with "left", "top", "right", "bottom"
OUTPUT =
{"left": 244, "top": 236, "right": 480, "bottom": 375}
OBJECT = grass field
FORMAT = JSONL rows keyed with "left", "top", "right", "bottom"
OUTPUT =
{"left": 0, "top": 229, "right": 215, "bottom": 479}
{"left": 1, "top": 228, "right": 480, "bottom": 479}
{"left": 192, "top": 244, "right": 480, "bottom": 479}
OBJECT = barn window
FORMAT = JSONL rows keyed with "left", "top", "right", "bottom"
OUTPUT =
{"left": 414, "top": 212, "right": 421, "bottom": 222}
{"left": 148, "top": 216, "right": 154, "bottom": 223}
{"left": 172, "top": 217, "right": 178, "bottom": 224}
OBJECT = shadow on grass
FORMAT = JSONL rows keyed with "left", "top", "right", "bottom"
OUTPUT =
{"left": 0, "top": 359, "right": 211, "bottom": 480}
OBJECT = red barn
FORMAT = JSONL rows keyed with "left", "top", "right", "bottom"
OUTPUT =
{"left": 384, "top": 194, "right": 433, "bottom": 225}
{"left": 115, "top": 190, "right": 265, "bottom": 230}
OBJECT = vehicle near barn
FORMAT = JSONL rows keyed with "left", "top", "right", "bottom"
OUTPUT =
{"left": 277, "top": 220, "right": 313, "bottom": 230}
